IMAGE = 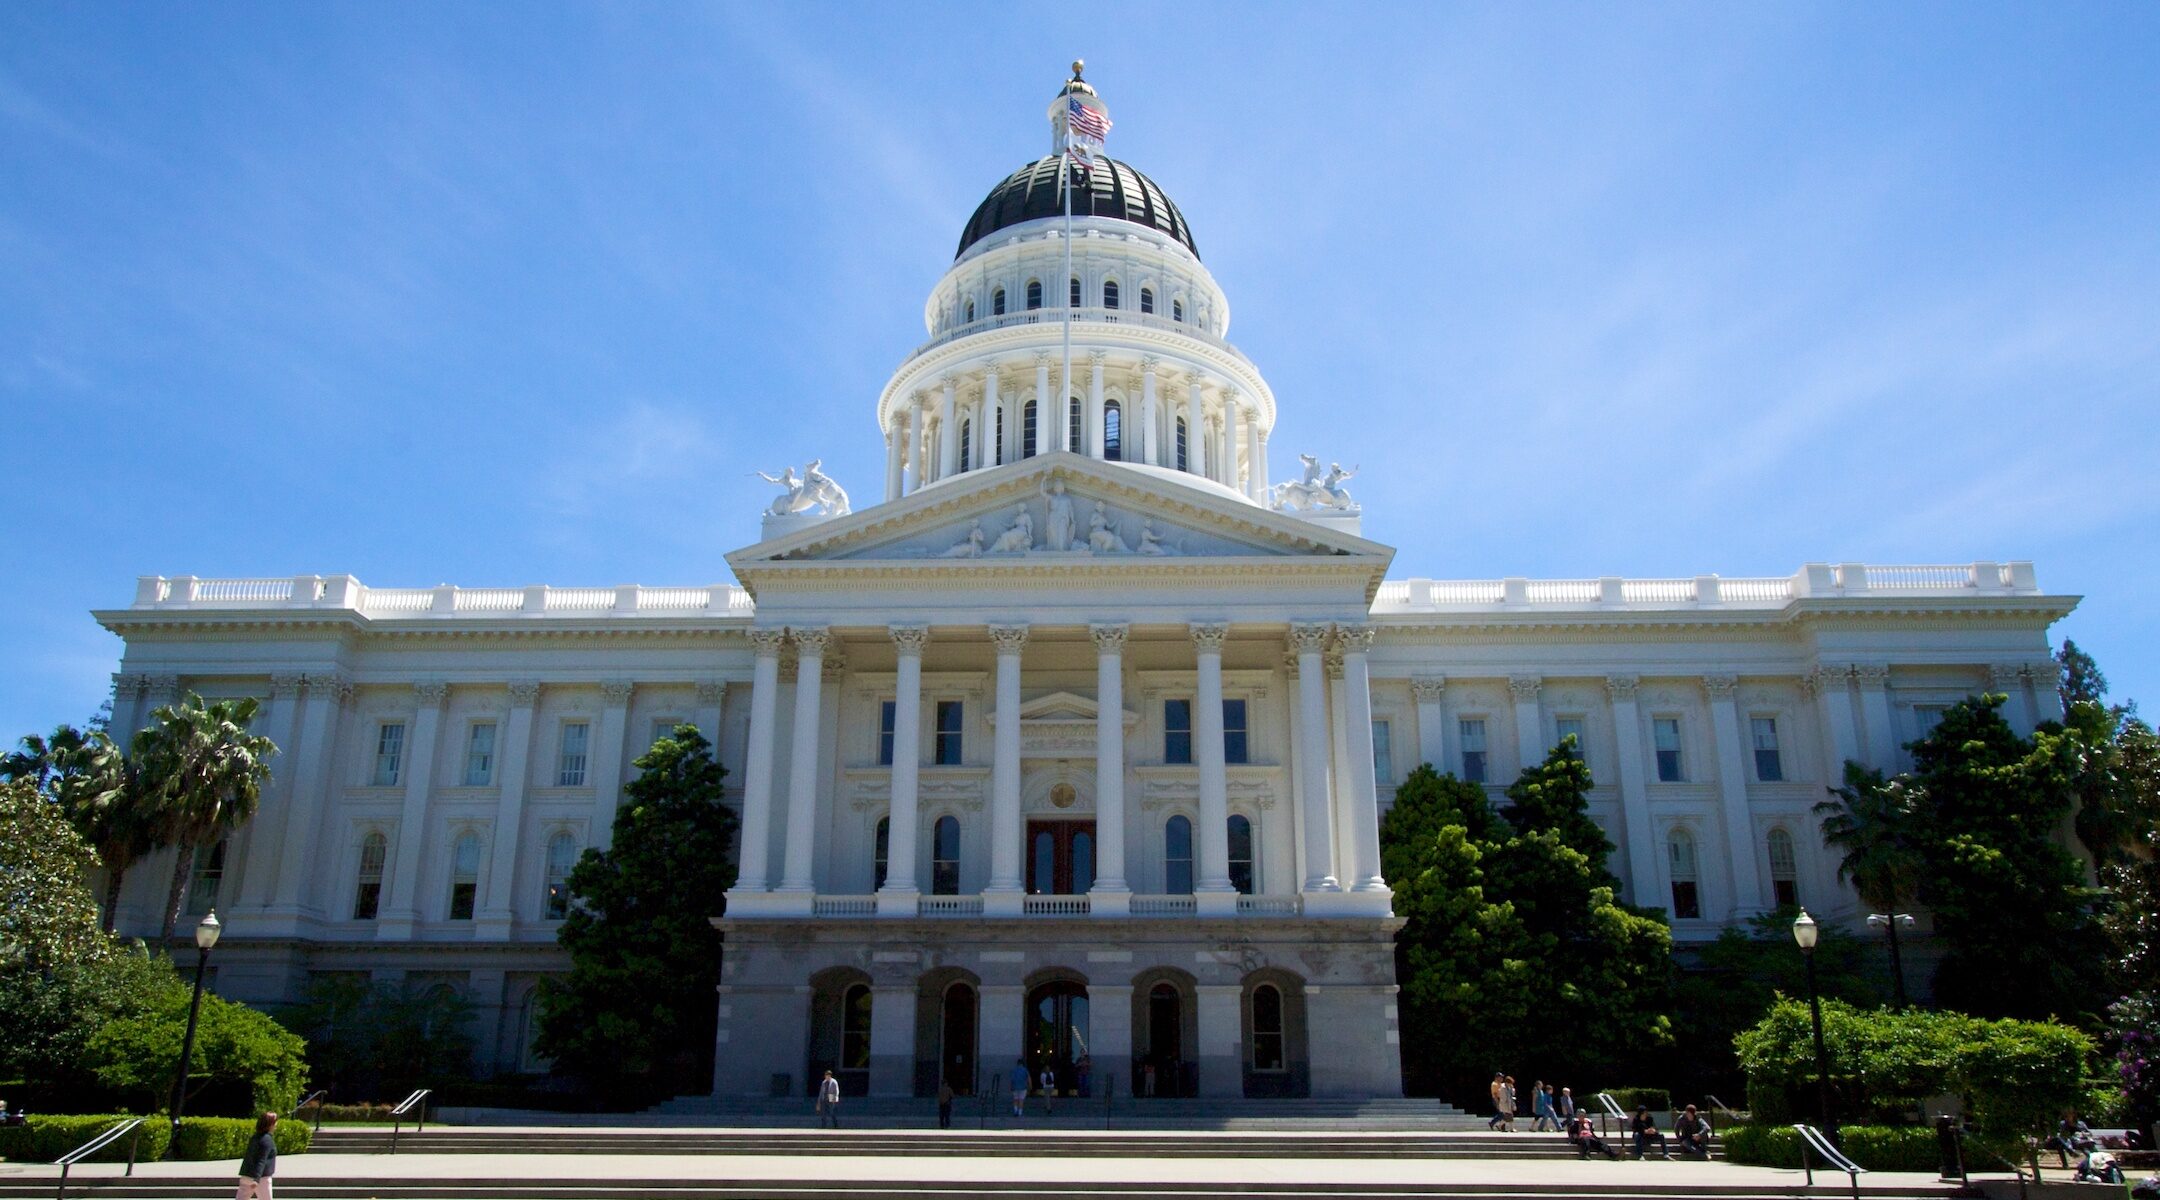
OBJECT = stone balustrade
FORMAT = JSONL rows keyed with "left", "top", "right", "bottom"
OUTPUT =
{"left": 131, "top": 575, "right": 755, "bottom": 619}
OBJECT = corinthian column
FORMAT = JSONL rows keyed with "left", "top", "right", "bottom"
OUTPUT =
{"left": 1191, "top": 622, "right": 1236, "bottom": 915}
{"left": 980, "top": 362, "right": 1001, "bottom": 468}
{"left": 1091, "top": 623, "right": 1131, "bottom": 913}
{"left": 731, "top": 630, "right": 787, "bottom": 895}
{"left": 879, "top": 626, "right": 927, "bottom": 915}
{"left": 1087, "top": 351, "right": 1106, "bottom": 458}
{"left": 1222, "top": 389, "right": 1243, "bottom": 492}
{"left": 1704, "top": 674, "right": 1763, "bottom": 917}
{"left": 985, "top": 623, "right": 1029, "bottom": 915}
{"left": 1337, "top": 625, "right": 1387, "bottom": 895}
{"left": 777, "top": 627, "right": 829, "bottom": 898}
{"left": 1184, "top": 373, "right": 1207, "bottom": 477}
{"left": 1033, "top": 354, "right": 1052, "bottom": 458}
{"left": 1140, "top": 357, "right": 1160, "bottom": 466}
{"left": 937, "top": 377, "right": 959, "bottom": 479}
{"left": 1606, "top": 674, "right": 1661, "bottom": 906}
{"left": 1290, "top": 624, "right": 1339, "bottom": 892}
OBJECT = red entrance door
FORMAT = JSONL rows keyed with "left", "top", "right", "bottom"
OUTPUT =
{"left": 1026, "top": 820, "right": 1096, "bottom": 895}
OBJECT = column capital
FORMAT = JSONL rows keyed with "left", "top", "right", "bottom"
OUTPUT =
{"left": 747, "top": 627, "right": 788, "bottom": 656}
{"left": 304, "top": 672, "right": 353, "bottom": 702}
{"left": 110, "top": 673, "right": 148, "bottom": 700}
{"left": 1810, "top": 663, "right": 1853, "bottom": 689}
{"left": 694, "top": 681, "right": 728, "bottom": 705}
{"left": 1333, "top": 623, "right": 1375, "bottom": 653}
{"left": 505, "top": 680, "right": 541, "bottom": 706}
{"left": 1410, "top": 675, "right": 1448, "bottom": 702}
{"left": 269, "top": 672, "right": 306, "bottom": 698}
{"left": 1701, "top": 674, "right": 1739, "bottom": 700}
{"left": 1188, "top": 622, "right": 1229, "bottom": 653}
{"left": 1853, "top": 664, "right": 1891, "bottom": 690}
{"left": 1087, "top": 349, "right": 1108, "bottom": 367}
{"left": 939, "top": 374, "right": 957, "bottom": 389}
{"left": 1085, "top": 622, "right": 1130, "bottom": 654}
{"left": 414, "top": 681, "right": 449, "bottom": 704}
{"left": 1140, "top": 355, "right": 1160, "bottom": 373}
{"left": 1605, "top": 674, "right": 1641, "bottom": 702}
{"left": 1286, "top": 622, "right": 1332, "bottom": 654}
{"left": 988, "top": 623, "right": 1030, "bottom": 654}
{"left": 1508, "top": 674, "right": 1542, "bottom": 701}
{"left": 1034, "top": 349, "right": 1054, "bottom": 365}
{"left": 909, "top": 389, "right": 928, "bottom": 406}
{"left": 143, "top": 674, "right": 180, "bottom": 703}
{"left": 1987, "top": 662, "right": 2027, "bottom": 689}
{"left": 789, "top": 626, "right": 831, "bottom": 656}
{"left": 889, "top": 625, "right": 930, "bottom": 655}
{"left": 601, "top": 681, "right": 635, "bottom": 705}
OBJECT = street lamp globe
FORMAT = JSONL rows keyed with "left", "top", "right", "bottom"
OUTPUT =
{"left": 1792, "top": 907, "right": 1819, "bottom": 952}
{"left": 194, "top": 910, "right": 221, "bottom": 951}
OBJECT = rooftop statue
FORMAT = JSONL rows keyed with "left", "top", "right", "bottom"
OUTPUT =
{"left": 756, "top": 459, "right": 851, "bottom": 518}
{"left": 1271, "top": 454, "right": 1358, "bottom": 513}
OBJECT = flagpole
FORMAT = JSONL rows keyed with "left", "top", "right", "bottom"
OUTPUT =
{"left": 1061, "top": 142, "right": 1074, "bottom": 456}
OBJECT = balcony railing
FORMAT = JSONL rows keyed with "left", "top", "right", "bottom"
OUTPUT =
{"left": 1022, "top": 894, "right": 1091, "bottom": 917}
{"left": 753, "top": 892, "right": 1313, "bottom": 919}
{"left": 130, "top": 576, "right": 755, "bottom": 621}
{"left": 905, "top": 306, "right": 1252, "bottom": 369}
{"left": 1370, "top": 561, "right": 2041, "bottom": 615}
{"left": 1130, "top": 895, "right": 1198, "bottom": 917}
{"left": 919, "top": 895, "right": 985, "bottom": 918}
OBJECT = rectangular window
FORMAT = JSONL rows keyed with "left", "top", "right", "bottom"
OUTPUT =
{"left": 1165, "top": 699, "right": 1193, "bottom": 765}
{"left": 1459, "top": 719, "right": 1487, "bottom": 783}
{"left": 935, "top": 701, "right": 964, "bottom": 766}
{"left": 463, "top": 723, "right": 496, "bottom": 787}
{"left": 373, "top": 723, "right": 406, "bottom": 787}
{"left": 1668, "top": 834, "right": 1702, "bottom": 919}
{"left": 352, "top": 834, "right": 385, "bottom": 920}
{"left": 1653, "top": 718, "right": 1684, "bottom": 782}
{"left": 185, "top": 839, "right": 225, "bottom": 916}
{"left": 1222, "top": 699, "right": 1249, "bottom": 764}
{"left": 1371, "top": 719, "right": 1393, "bottom": 784}
{"left": 1751, "top": 717, "right": 1784, "bottom": 782}
{"left": 650, "top": 718, "right": 679, "bottom": 750}
{"left": 1554, "top": 716, "right": 1587, "bottom": 765}
{"left": 557, "top": 721, "right": 590, "bottom": 787}
{"left": 877, "top": 701, "right": 897, "bottom": 767}
{"left": 1913, "top": 705, "right": 1947, "bottom": 739}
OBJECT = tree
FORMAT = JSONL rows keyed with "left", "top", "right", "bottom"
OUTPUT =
{"left": 0, "top": 780, "right": 115, "bottom": 975}
{"left": 534, "top": 725, "right": 736, "bottom": 1104}
{"left": 2057, "top": 639, "right": 2109, "bottom": 711}
{"left": 1668, "top": 915, "right": 1889, "bottom": 1102}
{"left": 54, "top": 729, "right": 166, "bottom": 933}
{"left": 81, "top": 953, "right": 308, "bottom": 1115}
{"left": 279, "top": 974, "right": 473, "bottom": 1098}
{"left": 135, "top": 693, "right": 276, "bottom": 947}
{"left": 2, "top": 724, "right": 92, "bottom": 794}
{"left": 1814, "top": 764, "right": 1923, "bottom": 916}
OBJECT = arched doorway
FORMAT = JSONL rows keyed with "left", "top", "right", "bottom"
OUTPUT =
{"left": 807, "top": 967, "right": 873, "bottom": 1098}
{"left": 941, "top": 981, "right": 978, "bottom": 1095}
{"left": 1026, "top": 979, "right": 1090, "bottom": 1097}
{"left": 1130, "top": 968, "right": 1198, "bottom": 1098}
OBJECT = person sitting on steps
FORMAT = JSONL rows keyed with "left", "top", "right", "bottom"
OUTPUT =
{"left": 1629, "top": 1105, "right": 1672, "bottom": 1160}
{"left": 1673, "top": 1104, "right": 1711, "bottom": 1160}
{"left": 1571, "top": 1111, "right": 1620, "bottom": 1161}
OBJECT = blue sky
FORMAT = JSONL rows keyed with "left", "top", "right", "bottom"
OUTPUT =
{"left": 3, "top": 3, "right": 2157, "bottom": 741}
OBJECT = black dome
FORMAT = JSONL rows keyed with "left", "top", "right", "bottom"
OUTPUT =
{"left": 956, "top": 156, "right": 1198, "bottom": 261}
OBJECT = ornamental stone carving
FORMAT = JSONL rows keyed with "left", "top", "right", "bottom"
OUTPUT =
{"left": 1188, "top": 622, "right": 1229, "bottom": 653}
{"left": 941, "top": 519, "right": 986, "bottom": 558}
{"left": 111, "top": 674, "right": 147, "bottom": 700}
{"left": 414, "top": 681, "right": 450, "bottom": 703}
{"left": 889, "top": 625, "right": 930, "bottom": 654}
{"left": 987, "top": 624, "right": 1030, "bottom": 654}
{"left": 755, "top": 459, "right": 850, "bottom": 518}
{"left": 747, "top": 628, "right": 788, "bottom": 656}
{"left": 1271, "top": 454, "right": 1359, "bottom": 513}
{"left": 1287, "top": 622, "right": 1332, "bottom": 655}
{"left": 1852, "top": 665, "right": 1891, "bottom": 690}
{"left": 987, "top": 507, "right": 1034, "bottom": 554}
{"left": 269, "top": 672, "right": 305, "bottom": 698}
{"left": 1508, "top": 674, "right": 1542, "bottom": 701}
{"left": 1605, "top": 674, "right": 1641, "bottom": 702}
{"left": 1410, "top": 676, "right": 1448, "bottom": 702}
{"left": 507, "top": 681, "right": 542, "bottom": 705}
{"left": 1089, "top": 623, "right": 1129, "bottom": 653}
{"left": 305, "top": 672, "right": 354, "bottom": 702}
{"left": 694, "top": 681, "right": 727, "bottom": 705}
{"left": 1987, "top": 663, "right": 2027, "bottom": 689}
{"left": 1334, "top": 623, "right": 1375, "bottom": 653}
{"left": 601, "top": 681, "right": 635, "bottom": 705}
{"left": 1701, "top": 675, "right": 1739, "bottom": 699}
{"left": 789, "top": 626, "right": 831, "bottom": 656}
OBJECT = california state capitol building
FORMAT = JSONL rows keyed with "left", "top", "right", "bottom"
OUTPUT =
{"left": 92, "top": 70, "right": 2075, "bottom": 1103}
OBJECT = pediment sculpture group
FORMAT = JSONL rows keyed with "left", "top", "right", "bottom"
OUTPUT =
{"left": 943, "top": 479, "right": 1176, "bottom": 558}
{"left": 1270, "top": 454, "right": 1358, "bottom": 514}
{"left": 756, "top": 460, "right": 852, "bottom": 517}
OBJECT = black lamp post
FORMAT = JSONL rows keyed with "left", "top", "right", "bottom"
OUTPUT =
{"left": 1792, "top": 908, "right": 1836, "bottom": 1141}
{"left": 165, "top": 909, "right": 220, "bottom": 1156}
{"left": 1867, "top": 912, "right": 1916, "bottom": 1008}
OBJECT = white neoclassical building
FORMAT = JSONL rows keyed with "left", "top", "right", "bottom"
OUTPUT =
{"left": 94, "top": 73, "right": 2075, "bottom": 1102}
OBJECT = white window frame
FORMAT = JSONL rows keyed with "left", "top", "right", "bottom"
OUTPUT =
{"left": 373, "top": 722, "right": 406, "bottom": 787}
{"left": 1652, "top": 716, "right": 1685, "bottom": 783}
{"left": 1749, "top": 715, "right": 1784, "bottom": 783}
{"left": 463, "top": 722, "right": 497, "bottom": 787}
{"left": 1458, "top": 717, "right": 1489, "bottom": 783}
{"left": 557, "top": 720, "right": 591, "bottom": 787}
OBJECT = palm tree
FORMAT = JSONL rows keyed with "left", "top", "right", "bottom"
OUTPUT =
{"left": 54, "top": 729, "right": 165, "bottom": 933}
{"left": 137, "top": 693, "right": 277, "bottom": 948}
{"left": 1814, "top": 761, "right": 1925, "bottom": 1005}
{"left": 2, "top": 724, "right": 92, "bottom": 795}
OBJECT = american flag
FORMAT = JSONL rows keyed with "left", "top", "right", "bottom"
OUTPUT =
{"left": 1067, "top": 96, "right": 1110, "bottom": 143}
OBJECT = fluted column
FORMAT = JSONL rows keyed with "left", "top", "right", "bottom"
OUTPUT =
{"left": 1249, "top": 424, "right": 1268, "bottom": 502}
{"left": 981, "top": 362, "right": 1001, "bottom": 468}
{"left": 1087, "top": 352, "right": 1106, "bottom": 458}
{"left": 730, "top": 631, "right": 787, "bottom": 895}
{"left": 900, "top": 395, "right": 924, "bottom": 494}
{"left": 1510, "top": 675, "right": 1545, "bottom": 770}
{"left": 1222, "top": 389, "right": 1243, "bottom": 493}
{"left": 1140, "top": 357, "right": 1160, "bottom": 465}
{"left": 473, "top": 681, "right": 538, "bottom": 939}
{"left": 1290, "top": 624, "right": 1339, "bottom": 892}
{"left": 879, "top": 626, "right": 927, "bottom": 915}
{"left": 1033, "top": 354, "right": 1052, "bottom": 458}
{"left": 1810, "top": 665, "right": 1860, "bottom": 778}
{"left": 1854, "top": 665, "right": 1895, "bottom": 769}
{"left": 1190, "top": 622, "right": 1235, "bottom": 914}
{"left": 1606, "top": 675, "right": 1661, "bottom": 907}
{"left": 588, "top": 681, "right": 634, "bottom": 852}
{"left": 985, "top": 623, "right": 1029, "bottom": 914}
{"left": 884, "top": 426, "right": 902, "bottom": 502}
{"left": 777, "top": 627, "right": 829, "bottom": 896}
{"left": 272, "top": 673, "right": 350, "bottom": 915}
{"left": 378, "top": 681, "right": 449, "bottom": 940}
{"left": 1184, "top": 373, "right": 1206, "bottom": 476}
{"left": 1337, "top": 625, "right": 1387, "bottom": 894}
{"left": 1090, "top": 624, "right": 1131, "bottom": 912}
{"left": 1703, "top": 675, "right": 1763, "bottom": 917}
{"left": 1411, "top": 676, "right": 1448, "bottom": 774}
{"left": 937, "top": 377, "right": 959, "bottom": 479}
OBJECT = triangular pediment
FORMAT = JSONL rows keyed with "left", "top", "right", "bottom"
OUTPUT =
{"left": 727, "top": 454, "right": 1394, "bottom": 573}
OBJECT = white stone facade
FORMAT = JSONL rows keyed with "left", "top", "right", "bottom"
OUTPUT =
{"left": 91, "top": 77, "right": 2074, "bottom": 1099}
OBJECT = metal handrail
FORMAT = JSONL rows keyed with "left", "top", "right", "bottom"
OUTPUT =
{"left": 1794, "top": 1123, "right": 1867, "bottom": 1200}
{"left": 389, "top": 1088, "right": 431, "bottom": 1154}
{"left": 1703, "top": 1093, "right": 1743, "bottom": 1124}
{"left": 53, "top": 1118, "right": 144, "bottom": 1200}
{"left": 297, "top": 1088, "right": 330, "bottom": 1138}
{"left": 1593, "top": 1091, "right": 1628, "bottom": 1138}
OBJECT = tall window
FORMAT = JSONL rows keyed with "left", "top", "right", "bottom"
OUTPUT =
{"left": 1228, "top": 814, "right": 1254, "bottom": 894}
{"left": 994, "top": 406, "right": 1006, "bottom": 465}
{"left": 1140, "top": 286, "right": 1155, "bottom": 315}
{"left": 1164, "top": 815, "right": 1194, "bottom": 894}
{"left": 1022, "top": 400, "right": 1038, "bottom": 458}
{"left": 352, "top": 831, "right": 386, "bottom": 920}
{"left": 934, "top": 701, "right": 964, "bottom": 765}
{"left": 1554, "top": 716, "right": 1586, "bottom": 766}
{"left": 1667, "top": 829, "right": 1701, "bottom": 919}
{"left": 1371, "top": 719, "right": 1393, "bottom": 783}
{"left": 1069, "top": 276, "right": 1081, "bottom": 307}
{"left": 373, "top": 722, "right": 406, "bottom": 787}
{"left": 873, "top": 817, "right": 890, "bottom": 891}
{"left": 1164, "top": 699, "right": 1193, "bottom": 764}
{"left": 448, "top": 830, "right": 481, "bottom": 920}
{"left": 994, "top": 286, "right": 1007, "bottom": 316}
{"left": 1025, "top": 280, "right": 1041, "bottom": 310}
{"left": 1103, "top": 401, "right": 1122, "bottom": 460}
{"left": 464, "top": 722, "right": 496, "bottom": 786}
{"left": 841, "top": 983, "right": 873, "bottom": 1071}
{"left": 1250, "top": 983, "right": 1285, "bottom": 1071}
{"left": 1913, "top": 705, "right": 1947, "bottom": 738}
{"left": 1653, "top": 718, "right": 1684, "bottom": 782}
{"left": 650, "top": 718, "right": 679, "bottom": 749}
{"left": 544, "top": 832, "right": 576, "bottom": 920}
{"left": 1222, "top": 699, "right": 1249, "bottom": 764}
{"left": 1068, "top": 396, "right": 1082, "bottom": 450}
{"left": 964, "top": 298, "right": 975, "bottom": 323}
{"left": 1175, "top": 418, "right": 1189, "bottom": 470}
{"left": 877, "top": 701, "right": 897, "bottom": 766}
{"left": 959, "top": 419, "right": 972, "bottom": 471}
{"left": 1767, "top": 827, "right": 1800, "bottom": 908}
{"left": 1751, "top": 717, "right": 1784, "bottom": 782}
{"left": 1459, "top": 719, "right": 1488, "bottom": 783}
{"left": 1172, "top": 298, "right": 1184, "bottom": 322}
{"left": 1103, "top": 279, "right": 1120, "bottom": 309}
{"left": 932, "top": 815, "right": 960, "bottom": 895}
{"left": 558, "top": 722, "right": 590, "bottom": 786}
{"left": 185, "top": 839, "right": 225, "bottom": 916}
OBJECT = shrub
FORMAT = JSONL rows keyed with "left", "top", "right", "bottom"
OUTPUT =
{"left": 309, "top": 1102, "right": 398, "bottom": 1123}
{"left": 1719, "top": 1124, "right": 1936, "bottom": 1172}
{"left": 0, "top": 1114, "right": 310, "bottom": 1163}
{"left": 1603, "top": 1087, "right": 1671, "bottom": 1113}
{"left": 169, "top": 1116, "right": 312, "bottom": 1160}
{"left": 83, "top": 975, "right": 308, "bottom": 1115}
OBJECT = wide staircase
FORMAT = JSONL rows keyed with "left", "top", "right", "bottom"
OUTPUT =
{"left": 627, "top": 1094, "right": 1490, "bottom": 1132}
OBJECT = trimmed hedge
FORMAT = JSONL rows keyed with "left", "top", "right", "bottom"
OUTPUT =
{"left": 0, "top": 1115, "right": 310, "bottom": 1163}
{"left": 1720, "top": 1124, "right": 1938, "bottom": 1172}
{"left": 1602, "top": 1087, "right": 1672, "bottom": 1114}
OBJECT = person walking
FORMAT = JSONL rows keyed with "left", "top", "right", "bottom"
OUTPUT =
{"left": 1009, "top": 1059, "right": 1030, "bottom": 1120}
{"left": 1487, "top": 1072, "right": 1508, "bottom": 1130}
{"left": 1531, "top": 1080, "right": 1556, "bottom": 1131}
{"left": 936, "top": 1080, "right": 954, "bottom": 1129}
{"left": 235, "top": 1111, "right": 278, "bottom": 1200}
{"left": 1629, "top": 1105, "right": 1671, "bottom": 1160}
{"left": 1039, "top": 1066, "right": 1058, "bottom": 1116}
{"left": 816, "top": 1070, "right": 842, "bottom": 1128}
{"left": 1553, "top": 1086, "right": 1575, "bottom": 1128}
{"left": 1500, "top": 1076, "right": 1518, "bottom": 1132}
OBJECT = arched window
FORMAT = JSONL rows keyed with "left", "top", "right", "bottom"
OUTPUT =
{"left": 1103, "top": 279, "right": 1120, "bottom": 309}
{"left": 959, "top": 418, "right": 973, "bottom": 472}
{"left": 1250, "top": 983, "right": 1285, "bottom": 1071}
{"left": 352, "top": 831, "right": 386, "bottom": 920}
{"left": 1068, "top": 396, "right": 1082, "bottom": 451}
{"left": 1025, "top": 280, "right": 1042, "bottom": 310}
{"left": 1103, "top": 400, "right": 1123, "bottom": 461}
{"left": 1172, "top": 298, "right": 1185, "bottom": 322}
{"left": 965, "top": 298, "right": 976, "bottom": 323}
{"left": 1022, "top": 400, "right": 1038, "bottom": 459}
{"left": 994, "top": 406, "right": 1006, "bottom": 466}
{"left": 874, "top": 816, "right": 890, "bottom": 891}
{"left": 932, "top": 815, "right": 961, "bottom": 895}
{"left": 1666, "top": 828, "right": 1701, "bottom": 919}
{"left": 544, "top": 832, "right": 577, "bottom": 920}
{"left": 993, "top": 287, "right": 1007, "bottom": 316}
{"left": 448, "top": 830, "right": 481, "bottom": 920}
{"left": 1767, "top": 828, "right": 1799, "bottom": 909}
{"left": 185, "top": 838, "right": 226, "bottom": 916}
{"left": 1175, "top": 418, "right": 1190, "bottom": 471}
{"left": 1228, "top": 815, "right": 1254, "bottom": 894}
{"left": 1070, "top": 276, "right": 1082, "bottom": 308}
{"left": 1165, "top": 815, "right": 1194, "bottom": 895}
{"left": 840, "top": 983, "right": 872, "bottom": 1072}
{"left": 1140, "top": 287, "right": 1155, "bottom": 315}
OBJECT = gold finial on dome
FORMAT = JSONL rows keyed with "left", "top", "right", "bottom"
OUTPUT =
{"left": 1071, "top": 59, "right": 1085, "bottom": 80}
